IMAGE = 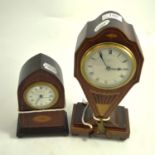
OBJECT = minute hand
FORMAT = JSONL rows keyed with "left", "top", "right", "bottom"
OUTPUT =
{"left": 99, "top": 51, "right": 108, "bottom": 67}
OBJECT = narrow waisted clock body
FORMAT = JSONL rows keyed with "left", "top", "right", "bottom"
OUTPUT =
{"left": 71, "top": 11, "right": 144, "bottom": 140}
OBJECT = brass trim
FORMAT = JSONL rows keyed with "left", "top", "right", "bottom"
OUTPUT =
{"left": 80, "top": 42, "right": 137, "bottom": 90}
{"left": 23, "top": 82, "right": 59, "bottom": 109}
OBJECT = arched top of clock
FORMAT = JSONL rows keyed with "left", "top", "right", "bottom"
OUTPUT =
{"left": 19, "top": 53, "right": 63, "bottom": 86}
{"left": 75, "top": 11, "right": 143, "bottom": 57}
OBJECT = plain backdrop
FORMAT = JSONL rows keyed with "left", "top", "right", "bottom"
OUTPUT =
{"left": 0, "top": 0, "right": 155, "bottom": 155}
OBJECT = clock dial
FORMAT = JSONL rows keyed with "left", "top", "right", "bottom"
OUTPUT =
{"left": 81, "top": 42, "right": 136, "bottom": 89}
{"left": 24, "top": 82, "right": 59, "bottom": 109}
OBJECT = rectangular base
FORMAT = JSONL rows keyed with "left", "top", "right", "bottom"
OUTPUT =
{"left": 71, "top": 103, "right": 130, "bottom": 140}
{"left": 17, "top": 110, "right": 69, "bottom": 137}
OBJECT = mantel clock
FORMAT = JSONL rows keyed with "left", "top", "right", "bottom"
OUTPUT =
{"left": 71, "top": 11, "right": 144, "bottom": 140}
{"left": 17, "top": 53, "right": 68, "bottom": 137}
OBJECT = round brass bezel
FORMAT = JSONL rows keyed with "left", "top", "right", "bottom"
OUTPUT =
{"left": 80, "top": 42, "right": 137, "bottom": 90}
{"left": 23, "top": 82, "right": 59, "bottom": 109}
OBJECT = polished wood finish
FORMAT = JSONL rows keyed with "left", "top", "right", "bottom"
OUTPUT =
{"left": 17, "top": 53, "right": 69, "bottom": 137}
{"left": 71, "top": 11, "right": 143, "bottom": 139}
{"left": 71, "top": 103, "right": 129, "bottom": 140}
{"left": 74, "top": 11, "right": 143, "bottom": 118}
{"left": 17, "top": 111, "right": 68, "bottom": 137}
{"left": 18, "top": 53, "right": 65, "bottom": 111}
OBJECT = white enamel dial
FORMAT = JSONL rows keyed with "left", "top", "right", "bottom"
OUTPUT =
{"left": 24, "top": 82, "right": 59, "bottom": 109}
{"left": 81, "top": 42, "right": 136, "bottom": 89}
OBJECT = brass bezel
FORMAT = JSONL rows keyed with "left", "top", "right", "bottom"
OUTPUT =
{"left": 23, "top": 82, "right": 59, "bottom": 109}
{"left": 80, "top": 42, "right": 137, "bottom": 90}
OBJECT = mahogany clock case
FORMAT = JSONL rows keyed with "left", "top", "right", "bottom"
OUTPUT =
{"left": 17, "top": 53, "right": 69, "bottom": 137}
{"left": 71, "top": 103, "right": 129, "bottom": 140}
{"left": 18, "top": 53, "right": 65, "bottom": 111}
{"left": 74, "top": 11, "right": 144, "bottom": 118}
{"left": 71, "top": 11, "right": 144, "bottom": 139}
{"left": 17, "top": 111, "right": 68, "bottom": 137}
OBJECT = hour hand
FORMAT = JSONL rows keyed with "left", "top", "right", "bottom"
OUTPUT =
{"left": 109, "top": 67, "right": 129, "bottom": 71}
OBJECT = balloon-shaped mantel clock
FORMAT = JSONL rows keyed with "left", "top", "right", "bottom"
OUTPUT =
{"left": 17, "top": 53, "right": 68, "bottom": 137}
{"left": 71, "top": 11, "right": 144, "bottom": 140}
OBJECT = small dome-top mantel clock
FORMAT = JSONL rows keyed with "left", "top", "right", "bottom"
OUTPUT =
{"left": 17, "top": 53, "right": 68, "bottom": 137}
{"left": 71, "top": 11, "right": 144, "bottom": 140}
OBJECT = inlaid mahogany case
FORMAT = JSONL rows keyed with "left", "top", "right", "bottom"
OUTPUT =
{"left": 71, "top": 11, "right": 143, "bottom": 140}
{"left": 17, "top": 53, "right": 69, "bottom": 137}
{"left": 16, "top": 11, "right": 143, "bottom": 140}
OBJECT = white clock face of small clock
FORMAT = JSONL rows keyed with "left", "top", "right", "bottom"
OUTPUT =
{"left": 81, "top": 42, "right": 136, "bottom": 89}
{"left": 24, "top": 82, "right": 59, "bottom": 109}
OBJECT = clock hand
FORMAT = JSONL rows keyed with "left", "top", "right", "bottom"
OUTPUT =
{"left": 35, "top": 94, "right": 44, "bottom": 104}
{"left": 120, "top": 68, "right": 129, "bottom": 70}
{"left": 42, "top": 96, "right": 52, "bottom": 99}
{"left": 99, "top": 51, "right": 108, "bottom": 67}
{"left": 35, "top": 96, "right": 41, "bottom": 104}
{"left": 98, "top": 51, "right": 128, "bottom": 71}
{"left": 108, "top": 67, "right": 129, "bottom": 71}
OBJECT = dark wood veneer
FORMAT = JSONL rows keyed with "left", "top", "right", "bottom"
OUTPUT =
{"left": 17, "top": 53, "right": 69, "bottom": 137}
{"left": 71, "top": 11, "right": 144, "bottom": 140}
{"left": 74, "top": 12, "right": 144, "bottom": 118}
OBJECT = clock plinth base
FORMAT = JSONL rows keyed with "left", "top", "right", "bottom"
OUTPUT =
{"left": 71, "top": 103, "right": 130, "bottom": 140}
{"left": 17, "top": 111, "right": 69, "bottom": 138}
